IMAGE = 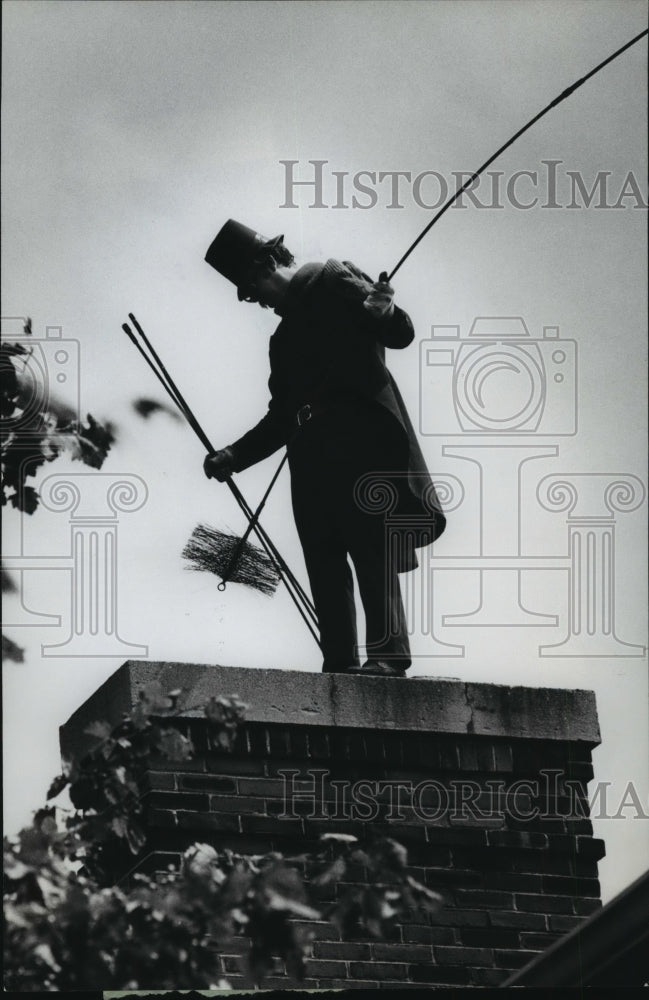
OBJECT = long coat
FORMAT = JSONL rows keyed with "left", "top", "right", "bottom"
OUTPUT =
{"left": 229, "top": 259, "right": 446, "bottom": 570}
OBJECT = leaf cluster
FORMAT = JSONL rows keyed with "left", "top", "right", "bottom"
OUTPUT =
{"left": 304, "top": 832, "right": 443, "bottom": 939}
{"left": 4, "top": 687, "right": 443, "bottom": 990}
{"left": 1, "top": 339, "right": 115, "bottom": 515}
{"left": 47, "top": 684, "right": 247, "bottom": 885}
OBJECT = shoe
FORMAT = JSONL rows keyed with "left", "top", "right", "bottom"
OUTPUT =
{"left": 347, "top": 660, "right": 407, "bottom": 678}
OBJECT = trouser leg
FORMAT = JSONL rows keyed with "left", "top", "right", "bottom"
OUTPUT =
{"left": 290, "top": 401, "right": 409, "bottom": 671}
{"left": 300, "top": 531, "right": 359, "bottom": 672}
{"left": 349, "top": 524, "right": 411, "bottom": 669}
{"left": 292, "top": 461, "right": 360, "bottom": 672}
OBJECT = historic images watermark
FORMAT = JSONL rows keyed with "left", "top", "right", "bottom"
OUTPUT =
{"left": 279, "top": 159, "right": 648, "bottom": 211}
{"left": 1, "top": 317, "right": 149, "bottom": 657}
{"left": 278, "top": 768, "right": 649, "bottom": 824}
{"left": 349, "top": 312, "right": 646, "bottom": 661}
{"left": 418, "top": 316, "right": 645, "bottom": 658}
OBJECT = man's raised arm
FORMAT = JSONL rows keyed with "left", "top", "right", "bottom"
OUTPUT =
{"left": 322, "top": 259, "right": 414, "bottom": 349}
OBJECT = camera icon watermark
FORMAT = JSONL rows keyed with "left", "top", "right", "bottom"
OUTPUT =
{"left": 1, "top": 317, "right": 81, "bottom": 436}
{"left": 347, "top": 313, "right": 646, "bottom": 661}
{"left": 419, "top": 318, "right": 577, "bottom": 437}
{"left": 2, "top": 318, "right": 149, "bottom": 657}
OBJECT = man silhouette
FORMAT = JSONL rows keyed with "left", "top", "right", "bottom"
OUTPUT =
{"left": 204, "top": 220, "right": 445, "bottom": 676}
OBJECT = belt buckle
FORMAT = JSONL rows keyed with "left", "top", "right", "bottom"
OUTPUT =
{"left": 297, "top": 404, "right": 312, "bottom": 427}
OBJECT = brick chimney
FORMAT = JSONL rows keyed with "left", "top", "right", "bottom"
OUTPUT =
{"left": 60, "top": 661, "right": 605, "bottom": 990}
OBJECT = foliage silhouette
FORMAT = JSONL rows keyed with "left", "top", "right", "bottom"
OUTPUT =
{"left": 4, "top": 685, "right": 442, "bottom": 990}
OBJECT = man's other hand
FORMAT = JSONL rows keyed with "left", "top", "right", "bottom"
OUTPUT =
{"left": 363, "top": 280, "right": 395, "bottom": 319}
{"left": 203, "top": 447, "right": 236, "bottom": 481}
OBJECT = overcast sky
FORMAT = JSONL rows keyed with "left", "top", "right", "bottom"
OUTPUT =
{"left": 2, "top": 0, "right": 647, "bottom": 906}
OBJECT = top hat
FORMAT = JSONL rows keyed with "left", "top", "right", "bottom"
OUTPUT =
{"left": 205, "top": 219, "right": 284, "bottom": 299}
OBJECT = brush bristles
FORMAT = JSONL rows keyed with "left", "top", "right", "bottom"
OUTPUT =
{"left": 182, "top": 523, "right": 280, "bottom": 596}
